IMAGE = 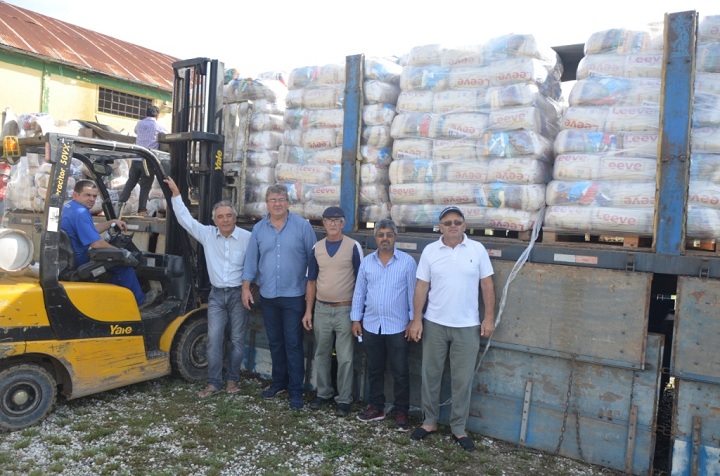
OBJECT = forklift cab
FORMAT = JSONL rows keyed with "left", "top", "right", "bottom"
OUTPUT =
{"left": 0, "top": 133, "right": 209, "bottom": 431}
{"left": 0, "top": 58, "right": 225, "bottom": 432}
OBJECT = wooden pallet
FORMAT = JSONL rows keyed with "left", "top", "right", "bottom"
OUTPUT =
{"left": 542, "top": 231, "right": 653, "bottom": 249}
{"left": 393, "top": 225, "right": 532, "bottom": 242}
{"left": 686, "top": 239, "right": 717, "bottom": 253}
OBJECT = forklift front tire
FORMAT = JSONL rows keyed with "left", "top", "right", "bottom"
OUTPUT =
{"left": 0, "top": 364, "right": 57, "bottom": 432}
{"left": 171, "top": 318, "right": 208, "bottom": 383}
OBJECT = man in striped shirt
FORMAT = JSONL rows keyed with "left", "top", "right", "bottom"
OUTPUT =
{"left": 351, "top": 218, "right": 417, "bottom": 432}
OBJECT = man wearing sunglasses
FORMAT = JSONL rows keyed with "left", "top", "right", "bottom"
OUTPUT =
{"left": 302, "top": 206, "right": 363, "bottom": 417}
{"left": 408, "top": 206, "right": 496, "bottom": 452}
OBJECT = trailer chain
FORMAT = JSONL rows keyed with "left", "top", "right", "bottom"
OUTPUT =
{"left": 555, "top": 355, "right": 576, "bottom": 456}
{"left": 575, "top": 404, "right": 584, "bottom": 462}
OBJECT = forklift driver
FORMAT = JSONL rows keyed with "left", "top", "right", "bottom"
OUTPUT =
{"left": 61, "top": 179, "right": 158, "bottom": 310}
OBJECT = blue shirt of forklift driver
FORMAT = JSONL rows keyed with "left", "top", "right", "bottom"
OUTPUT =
{"left": 61, "top": 180, "right": 145, "bottom": 305}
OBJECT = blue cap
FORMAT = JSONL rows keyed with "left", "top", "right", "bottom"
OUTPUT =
{"left": 439, "top": 206, "right": 464, "bottom": 221}
{"left": 322, "top": 206, "right": 345, "bottom": 218}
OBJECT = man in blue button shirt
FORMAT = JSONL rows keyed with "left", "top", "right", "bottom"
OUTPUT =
{"left": 166, "top": 177, "right": 251, "bottom": 399}
{"left": 242, "top": 184, "right": 317, "bottom": 410}
{"left": 351, "top": 218, "right": 417, "bottom": 431}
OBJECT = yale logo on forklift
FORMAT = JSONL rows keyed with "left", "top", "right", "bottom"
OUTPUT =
{"left": 214, "top": 149, "right": 223, "bottom": 170}
{"left": 110, "top": 324, "right": 134, "bottom": 335}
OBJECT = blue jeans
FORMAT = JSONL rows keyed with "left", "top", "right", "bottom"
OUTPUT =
{"left": 260, "top": 295, "right": 306, "bottom": 398}
{"left": 110, "top": 266, "right": 144, "bottom": 304}
{"left": 207, "top": 287, "right": 249, "bottom": 389}
{"left": 363, "top": 328, "right": 410, "bottom": 414}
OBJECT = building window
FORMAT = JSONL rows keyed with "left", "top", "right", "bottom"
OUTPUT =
{"left": 98, "top": 88, "right": 154, "bottom": 120}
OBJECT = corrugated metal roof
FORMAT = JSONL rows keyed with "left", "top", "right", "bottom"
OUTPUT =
{"left": 0, "top": 1, "right": 177, "bottom": 91}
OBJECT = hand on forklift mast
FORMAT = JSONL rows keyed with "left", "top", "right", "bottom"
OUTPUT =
{"left": 163, "top": 177, "right": 180, "bottom": 197}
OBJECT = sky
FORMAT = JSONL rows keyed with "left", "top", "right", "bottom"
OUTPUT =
{"left": 5, "top": 0, "right": 719, "bottom": 77}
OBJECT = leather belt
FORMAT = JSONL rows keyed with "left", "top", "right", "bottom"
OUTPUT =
{"left": 317, "top": 300, "right": 352, "bottom": 307}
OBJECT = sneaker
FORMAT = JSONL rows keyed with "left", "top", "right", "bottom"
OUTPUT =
{"left": 289, "top": 395, "right": 303, "bottom": 410}
{"left": 261, "top": 387, "right": 287, "bottom": 399}
{"left": 139, "top": 290, "right": 159, "bottom": 310}
{"left": 335, "top": 403, "right": 351, "bottom": 417}
{"left": 356, "top": 405, "right": 385, "bottom": 422}
{"left": 394, "top": 412, "right": 409, "bottom": 432}
{"left": 309, "top": 396, "right": 334, "bottom": 410}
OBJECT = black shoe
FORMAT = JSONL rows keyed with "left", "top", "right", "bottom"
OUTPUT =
{"left": 452, "top": 434, "right": 475, "bottom": 452}
{"left": 289, "top": 394, "right": 303, "bottom": 410}
{"left": 261, "top": 387, "right": 287, "bottom": 399}
{"left": 335, "top": 403, "right": 350, "bottom": 417}
{"left": 394, "top": 412, "right": 409, "bottom": 432}
{"left": 309, "top": 396, "right": 333, "bottom": 410}
{"left": 356, "top": 405, "right": 385, "bottom": 422}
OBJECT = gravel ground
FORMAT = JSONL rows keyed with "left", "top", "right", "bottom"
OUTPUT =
{"left": 0, "top": 375, "right": 629, "bottom": 476}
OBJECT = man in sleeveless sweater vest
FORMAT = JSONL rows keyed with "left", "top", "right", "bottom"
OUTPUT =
{"left": 302, "top": 206, "right": 363, "bottom": 417}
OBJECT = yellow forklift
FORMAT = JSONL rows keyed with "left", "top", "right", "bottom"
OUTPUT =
{"left": 0, "top": 58, "right": 226, "bottom": 431}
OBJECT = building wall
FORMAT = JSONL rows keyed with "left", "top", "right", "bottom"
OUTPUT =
{"left": 1, "top": 62, "right": 43, "bottom": 114}
{"left": 0, "top": 50, "right": 172, "bottom": 134}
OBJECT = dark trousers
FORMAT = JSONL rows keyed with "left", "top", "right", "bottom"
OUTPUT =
{"left": 260, "top": 295, "right": 306, "bottom": 398}
{"left": 364, "top": 328, "right": 410, "bottom": 414}
{"left": 119, "top": 161, "right": 154, "bottom": 213}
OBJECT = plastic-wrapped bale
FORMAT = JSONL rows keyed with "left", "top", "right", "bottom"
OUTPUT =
{"left": 545, "top": 22, "right": 665, "bottom": 238}
{"left": 688, "top": 15, "right": 720, "bottom": 239}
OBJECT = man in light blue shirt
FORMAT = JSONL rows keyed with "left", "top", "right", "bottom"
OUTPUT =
{"left": 242, "top": 184, "right": 317, "bottom": 410}
{"left": 118, "top": 106, "right": 169, "bottom": 216}
{"left": 351, "top": 218, "right": 417, "bottom": 431}
{"left": 165, "top": 176, "right": 251, "bottom": 399}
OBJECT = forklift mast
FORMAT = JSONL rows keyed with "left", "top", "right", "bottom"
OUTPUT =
{"left": 161, "top": 58, "right": 225, "bottom": 296}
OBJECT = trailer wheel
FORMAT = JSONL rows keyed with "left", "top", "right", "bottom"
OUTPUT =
{"left": 0, "top": 364, "right": 57, "bottom": 432}
{"left": 171, "top": 318, "right": 208, "bottom": 383}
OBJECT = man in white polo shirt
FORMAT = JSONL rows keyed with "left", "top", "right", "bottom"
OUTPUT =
{"left": 408, "top": 206, "right": 496, "bottom": 452}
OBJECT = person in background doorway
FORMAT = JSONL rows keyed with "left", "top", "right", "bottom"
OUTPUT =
{"left": 117, "top": 105, "right": 168, "bottom": 216}
{"left": 165, "top": 176, "right": 251, "bottom": 399}
{"left": 242, "top": 184, "right": 317, "bottom": 410}
{"left": 351, "top": 218, "right": 416, "bottom": 432}
{"left": 302, "top": 206, "right": 363, "bottom": 418}
{"left": 408, "top": 206, "right": 496, "bottom": 452}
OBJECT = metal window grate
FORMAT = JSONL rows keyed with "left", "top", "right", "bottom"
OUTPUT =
{"left": 98, "top": 87, "right": 154, "bottom": 120}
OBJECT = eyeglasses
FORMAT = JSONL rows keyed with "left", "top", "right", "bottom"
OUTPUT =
{"left": 441, "top": 220, "right": 464, "bottom": 227}
{"left": 376, "top": 232, "right": 395, "bottom": 238}
{"left": 323, "top": 218, "right": 344, "bottom": 225}
{"left": 267, "top": 198, "right": 288, "bottom": 204}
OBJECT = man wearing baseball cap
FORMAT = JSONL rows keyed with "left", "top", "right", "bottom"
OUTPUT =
{"left": 408, "top": 205, "right": 496, "bottom": 452}
{"left": 302, "top": 206, "right": 363, "bottom": 417}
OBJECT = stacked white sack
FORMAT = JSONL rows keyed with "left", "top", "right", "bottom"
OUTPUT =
{"left": 280, "top": 59, "right": 402, "bottom": 222}
{"left": 2, "top": 154, "right": 132, "bottom": 216}
{"left": 302, "top": 58, "right": 402, "bottom": 222}
{"left": 223, "top": 73, "right": 288, "bottom": 218}
{"left": 278, "top": 63, "right": 346, "bottom": 219}
{"left": 389, "top": 34, "right": 562, "bottom": 230}
{"left": 545, "top": 26, "right": 664, "bottom": 236}
{"left": 688, "top": 14, "right": 720, "bottom": 239}
{"left": 355, "top": 57, "right": 402, "bottom": 223}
